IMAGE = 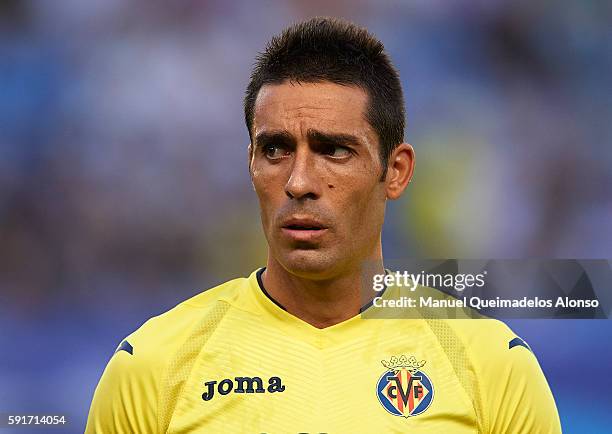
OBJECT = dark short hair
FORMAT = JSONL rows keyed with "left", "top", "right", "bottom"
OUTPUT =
{"left": 244, "top": 17, "right": 405, "bottom": 180}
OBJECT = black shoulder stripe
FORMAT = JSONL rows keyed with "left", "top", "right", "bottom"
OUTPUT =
{"left": 115, "top": 340, "right": 134, "bottom": 355}
{"left": 508, "top": 337, "right": 531, "bottom": 352}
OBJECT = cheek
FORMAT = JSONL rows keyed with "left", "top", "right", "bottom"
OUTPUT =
{"left": 253, "top": 172, "right": 281, "bottom": 227}
{"left": 332, "top": 177, "right": 384, "bottom": 234}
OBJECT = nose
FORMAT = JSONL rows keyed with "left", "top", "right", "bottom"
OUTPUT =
{"left": 285, "top": 147, "right": 321, "bottom": 200}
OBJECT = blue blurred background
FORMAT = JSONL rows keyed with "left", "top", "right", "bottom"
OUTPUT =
{"left": 1, "top": 0, "right": 611, "bottom": 432}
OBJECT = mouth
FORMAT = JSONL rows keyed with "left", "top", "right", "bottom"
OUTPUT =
{"left": 280, "top": 218, "right": 329, "bottom": 243}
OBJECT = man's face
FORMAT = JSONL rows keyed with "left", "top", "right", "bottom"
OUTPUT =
{"left": 250, "top": 81, "right": 388, "bottom": 279}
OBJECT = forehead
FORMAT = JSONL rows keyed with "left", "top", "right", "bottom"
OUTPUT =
{"left": 253, "top": 81, "right": 374, "bottom": 139}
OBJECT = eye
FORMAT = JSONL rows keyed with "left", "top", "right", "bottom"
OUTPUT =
{"left": 263, "top": 144, "right": 290, "bottom": 160}
{"left": 323, "top": 145, "right": 353, "bottom": 159}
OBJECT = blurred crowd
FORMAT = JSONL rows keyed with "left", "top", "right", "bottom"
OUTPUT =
{"left": 0, "top": 1, "right": 610, "bottom": 431}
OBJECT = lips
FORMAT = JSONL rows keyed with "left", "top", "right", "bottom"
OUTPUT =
{"left": 280, "top": 217, "right": 329, "bottom": 242}
{"left": 281, "top": 217, "right": 327, "bottom": 230}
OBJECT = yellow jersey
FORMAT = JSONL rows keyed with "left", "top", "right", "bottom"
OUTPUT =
{"left": 85, "top": 268, "right": 561, "bottom": 433}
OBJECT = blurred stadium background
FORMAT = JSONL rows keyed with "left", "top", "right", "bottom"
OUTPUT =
{"left": 1, "top": 0, "right": 611, "bottom": 432}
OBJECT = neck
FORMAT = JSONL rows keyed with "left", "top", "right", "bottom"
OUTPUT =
{"left": 261, "top": 248, "right": 385, "bottom": 329}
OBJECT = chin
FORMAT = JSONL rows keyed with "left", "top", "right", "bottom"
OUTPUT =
{"left": 279, "top": 249, "right": 342, "bottom": 280}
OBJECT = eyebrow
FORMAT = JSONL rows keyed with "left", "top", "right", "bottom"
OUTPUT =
{"left": 306, "top": 129, "right": 363, "bottom": 148}
{"left": 254, "top": 129, "right": 362, "bottom": 148}
{"left": 254, "top": 130, "right": 295, "bottom": 148}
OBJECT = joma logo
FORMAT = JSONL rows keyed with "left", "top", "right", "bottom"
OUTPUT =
{"left": 202, "top": 376, "right": 286, "bottom": 401}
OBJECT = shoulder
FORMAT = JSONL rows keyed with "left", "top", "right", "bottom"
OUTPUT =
{"left": 121, "top": 275, "right": 250, "bottom": 364}
{"left": 438, "top": 318, "right": 536, "bottom": 373}
{"left": 423, "top": 317, "right": 528, "bottom": 378}
{"left": 443, "top": 318, "right": 522, "bottom": 353}
{"left": 424, "top": 318, "right": 541, "bottom": 401}
{"left": 432, "top": 319, "right": 560, "bottom": 433}
{"left": 100, "top": 274, "right": 254, "bottom": 386}
{"left": 86, "top": 275, "right": 254, "bottom": 433}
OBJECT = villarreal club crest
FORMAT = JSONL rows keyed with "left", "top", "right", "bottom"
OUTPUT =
{"left": 376, "top": 355, "right": 434, "bottom": 417}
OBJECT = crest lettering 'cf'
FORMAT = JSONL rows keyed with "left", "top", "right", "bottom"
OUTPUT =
{"left": 377, "top": 355, "right": 434, "bottom": 417}
{"left": 387, "top": 373, "right": 422, "bottom": 409}
{"left": 384, "top": 369, "right": 429, "bottom": 415}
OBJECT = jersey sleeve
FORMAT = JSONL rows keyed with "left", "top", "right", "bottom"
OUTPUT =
{"left": 474, "top": 323, "right": 562, "bottom": 434}
{"left": 85, "top": 335, "right": 160, "bottom": 433}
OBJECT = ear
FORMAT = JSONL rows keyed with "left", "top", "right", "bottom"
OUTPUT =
{"left": 248, "top": 143, "right": 254, "bottom": 175}
{"left": 247, "top": 143, "right": 256, "bottom": 191}
{"left": 385, "top": 143, "right": 415, "bottom": 200}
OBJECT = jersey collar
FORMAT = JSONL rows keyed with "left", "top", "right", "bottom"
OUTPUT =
{"left": 247, "top": 267, "right": 391, "bottom": 347}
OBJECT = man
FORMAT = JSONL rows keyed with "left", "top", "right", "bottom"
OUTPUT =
{"left": 86, "top": 17, "right": 561, "bottom": 433}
